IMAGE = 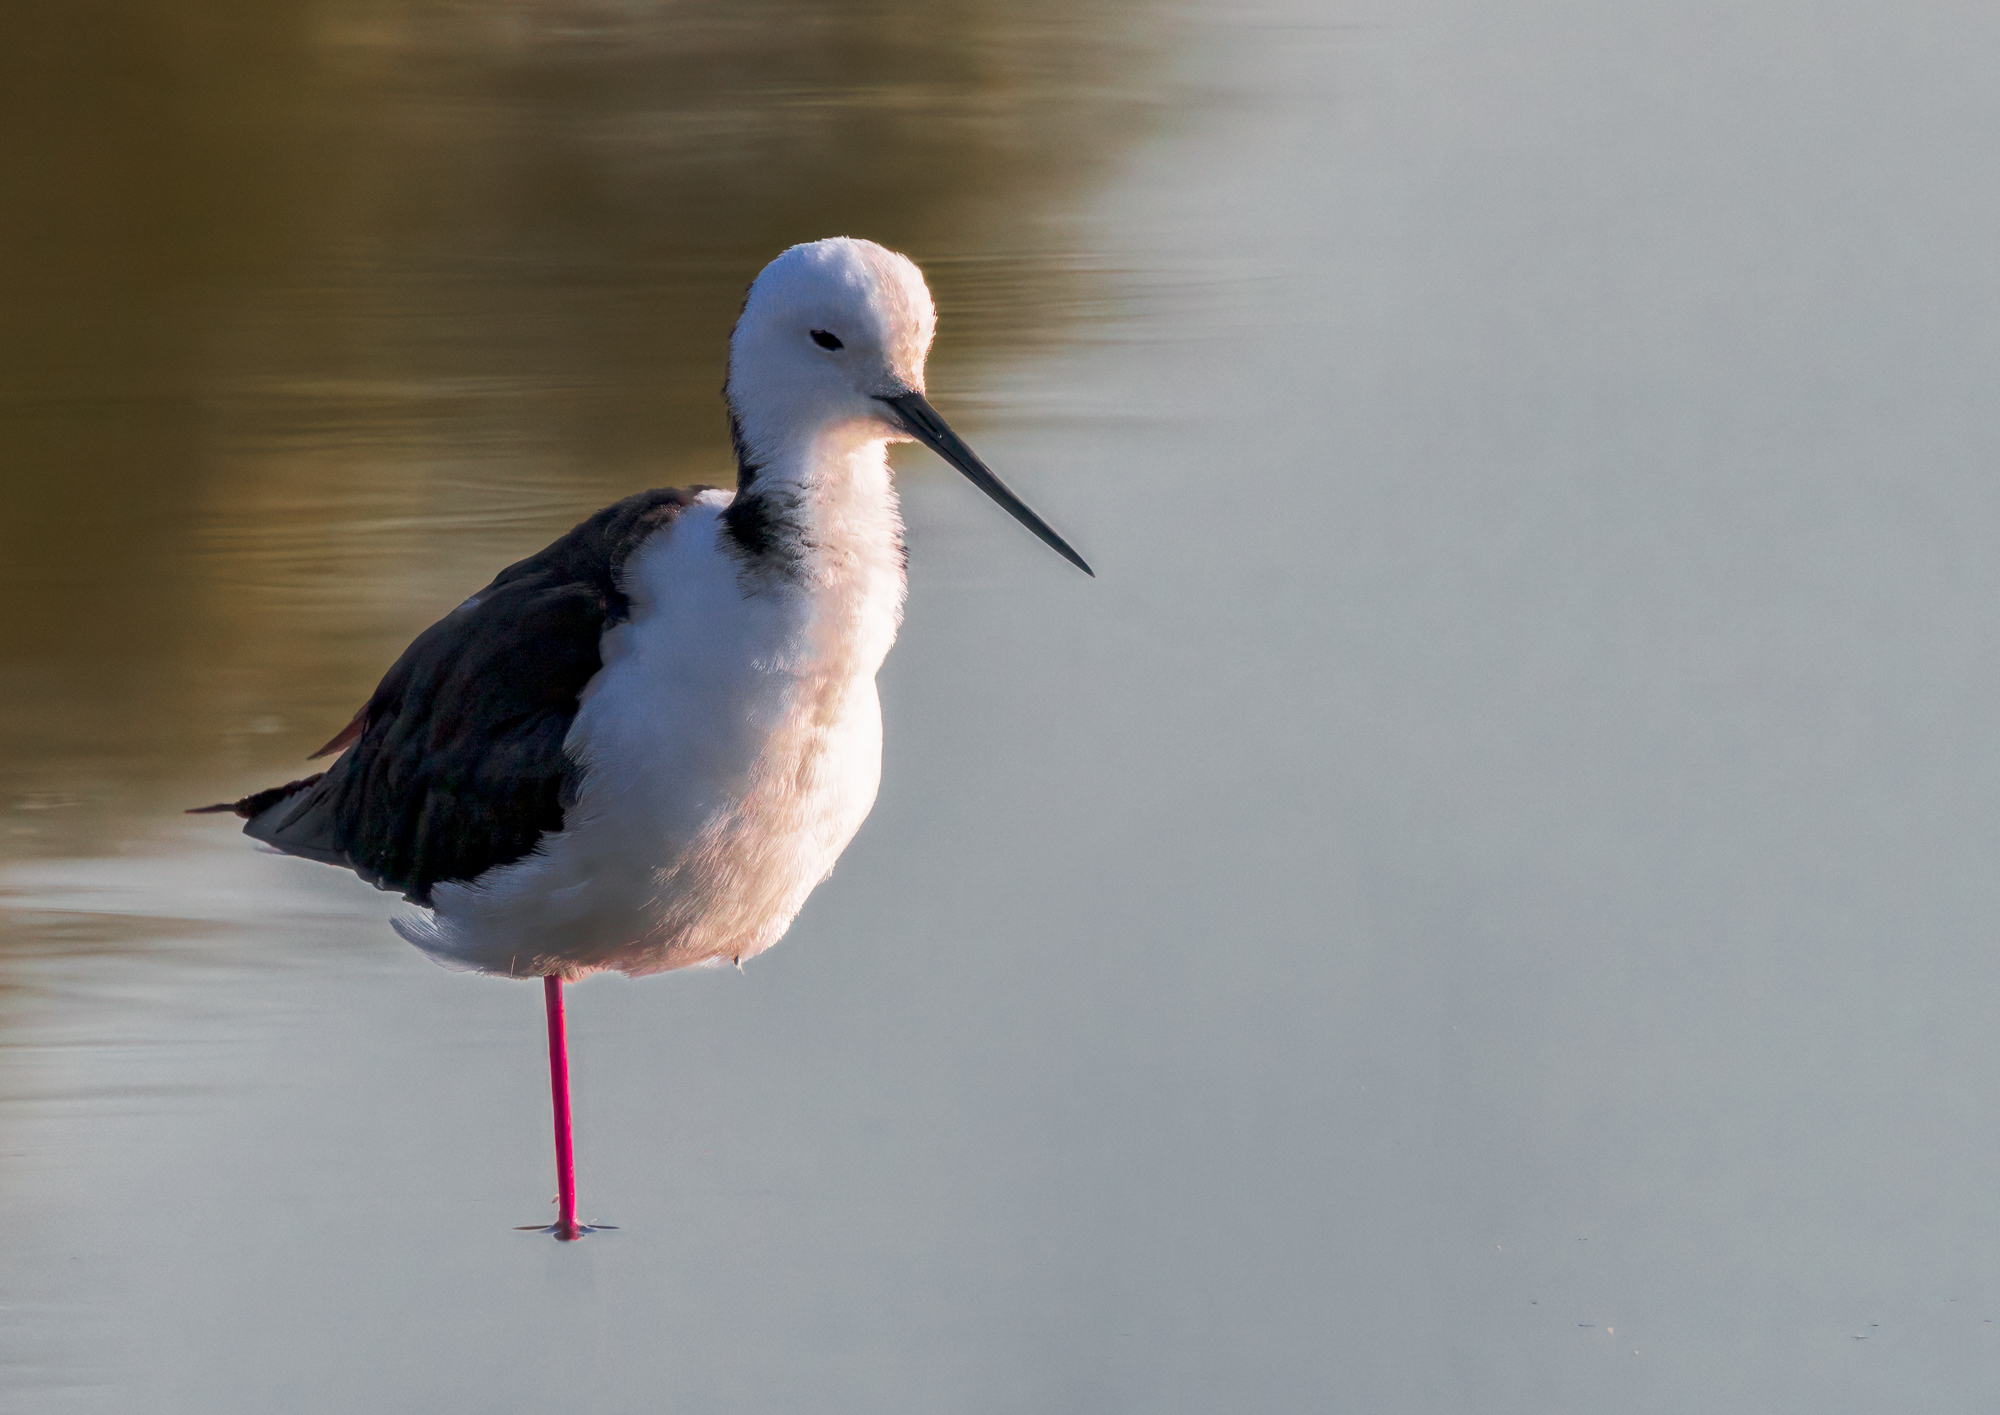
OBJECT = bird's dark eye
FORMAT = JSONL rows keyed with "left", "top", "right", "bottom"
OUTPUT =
{"left": 810, "top": 329, "right": 843, "bottom": 351}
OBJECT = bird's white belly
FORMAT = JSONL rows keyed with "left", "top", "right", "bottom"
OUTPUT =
{"left": 396, "top": 496, "right": 901, "bottom": 978}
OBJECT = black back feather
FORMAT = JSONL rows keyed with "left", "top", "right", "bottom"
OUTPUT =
{"left": 236, "top": 488, "right": 700, "bottom": 905}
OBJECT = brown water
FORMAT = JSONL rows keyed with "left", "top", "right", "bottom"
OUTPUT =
{"left": 9, "top": 1, "right": 2000, "bottom": 1410}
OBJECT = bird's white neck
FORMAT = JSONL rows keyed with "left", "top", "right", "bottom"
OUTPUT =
{"left": 722, "top": 411, "right": 908, "bottom": 675}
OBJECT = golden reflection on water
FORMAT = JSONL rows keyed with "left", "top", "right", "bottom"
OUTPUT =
{"left": 0, "top": 0, "right": 1164, "bottom": 872}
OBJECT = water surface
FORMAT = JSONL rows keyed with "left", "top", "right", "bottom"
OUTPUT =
{"left": 8, "top": 1, "right": 2000, "bottom": 1410}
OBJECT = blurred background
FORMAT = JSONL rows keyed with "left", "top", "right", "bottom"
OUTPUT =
{"left": 0, "top": 0, "right": 1159, "bottom": 850}
{"left": 7, "top": 1, "right": 2000, "bottom": 1411}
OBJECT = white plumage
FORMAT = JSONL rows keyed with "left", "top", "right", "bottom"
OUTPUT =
{"left": 221, "top": 236, "right": 1084, "bottom": 982}
{"left": 403, "top": 240, "right": 925, "bottom": 977}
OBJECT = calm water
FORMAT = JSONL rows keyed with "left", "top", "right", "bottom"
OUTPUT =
{"left": 8, "top": 1, "right": 2000, "bottom": 1409}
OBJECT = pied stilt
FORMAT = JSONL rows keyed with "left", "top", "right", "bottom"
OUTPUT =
{"left": 195, "top": 238, "right": 1091, "bottom": 1239}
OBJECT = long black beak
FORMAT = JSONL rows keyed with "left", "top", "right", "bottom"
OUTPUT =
{"left": 875, "top": 390, "right": 1093, "bottom": 577}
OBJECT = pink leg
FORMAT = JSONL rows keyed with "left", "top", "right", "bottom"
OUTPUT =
{"left": 543, "top": 974, "right": 580, "bottom": 1241}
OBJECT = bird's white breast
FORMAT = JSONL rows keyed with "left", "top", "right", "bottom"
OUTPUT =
{"left": 397, "top": 481, "right": 906, "bottom": 978}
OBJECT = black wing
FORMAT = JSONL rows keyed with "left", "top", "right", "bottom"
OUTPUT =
{"left": 210, "top": 488, "right": 702, "bottom": 905}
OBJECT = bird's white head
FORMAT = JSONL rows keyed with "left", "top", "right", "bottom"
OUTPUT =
{"left": 726, "top": 237, "right": 1093, "bottom": 576}
{"left": 727, "top": 237, "right": 937, "bottom": 448}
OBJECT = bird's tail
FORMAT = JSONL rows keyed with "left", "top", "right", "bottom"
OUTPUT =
{"left": 185, "top": 774, "right": 326, "bottom": 819}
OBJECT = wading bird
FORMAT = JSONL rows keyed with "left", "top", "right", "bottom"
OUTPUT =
{"left": 195, "top": 238, "right": 1090, "bottom": 1238}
